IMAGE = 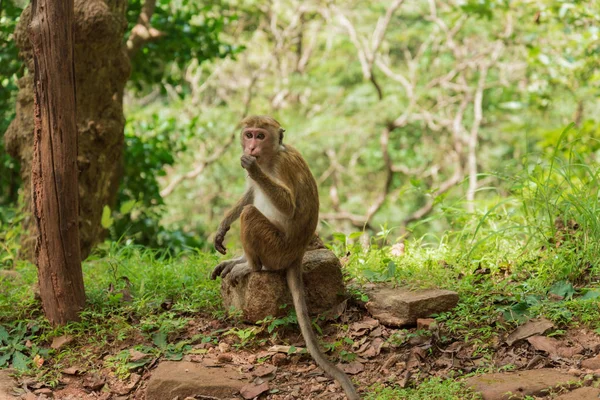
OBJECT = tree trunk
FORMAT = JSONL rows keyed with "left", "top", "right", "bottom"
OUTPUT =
{"left": 29, "top": 0, "right": 85, "bottom": 325}
{"left": 4, "top": 0, "right": 130, "bottom": 261}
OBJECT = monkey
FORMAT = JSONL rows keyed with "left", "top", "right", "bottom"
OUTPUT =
{"left": 211, "top": 115, "right": 360, "bottom": 400}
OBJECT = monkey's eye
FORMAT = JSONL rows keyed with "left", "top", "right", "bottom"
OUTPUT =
{"left": 257, "top": 133, "right": 265, "bottom": 139}
{"left": 245, "top": 132, "right": 253, "bottom": 139}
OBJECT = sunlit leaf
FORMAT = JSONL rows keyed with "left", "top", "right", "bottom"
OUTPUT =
{"left": 101, "top": 205, "right": 114, "bottom": 229}
{"left": 12, "top": 351, "right": 29, "bottom": 371}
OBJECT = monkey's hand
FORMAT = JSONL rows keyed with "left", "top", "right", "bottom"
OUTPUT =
{"left": 214, "top": 226, "right": 229, "bottom": 255}
{"left": 240, "top": 155, "right": 258, "bottom": 172}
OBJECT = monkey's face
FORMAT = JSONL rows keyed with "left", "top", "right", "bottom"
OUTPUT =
{"left": 242, "top": 127, "right": 278, "bottom": 162}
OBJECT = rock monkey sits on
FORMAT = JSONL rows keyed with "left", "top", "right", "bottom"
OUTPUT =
{"left": 211, "top": 115, "right": 360, "bottom": 399}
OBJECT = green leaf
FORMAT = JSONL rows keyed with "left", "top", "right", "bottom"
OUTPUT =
{"left": 579, "top": 290, "right": 600, "bottom": 301}
{"left": 503, "top": 301, "right": 530, "bottom": 323}
{"left": 287, "top": 345, "right": 297, "bottom": 355}
{"left": 332, "top": 233, "right": 346, "bottom": 243}
{"left": 127, "top": 359, "right": 152, "bottom": 370}
{"left": 152, "top": 331, "right": 168, "bottom": 349}
{"left": 0, "top": 326, "right": 8, "bottom": 343}
{"left": 165, "top": 351, "right": 183, "bottom": 361}
{"left": 385, "top": 261, "right": 397, "bottom": 279}
{"left": 119, "top": 199, "right": 137, "bottom": 215}
{"left": 348, "top": 232, "right": 363, "bottom": 240}
{"left": 12, "top": 351, "right": 29, "bottom": 371}
{"left": 101, "top": 205, "right": 114, "bottom": 229}
{"left": 549, "top": 281, "right": 576, "bottom": 300}
{"left": 0, "top": 350, "right": 11, "bottom": 367}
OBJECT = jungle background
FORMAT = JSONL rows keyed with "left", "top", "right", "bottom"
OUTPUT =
{"left": 1, "top": 0, "right": 600, "bottom": 399}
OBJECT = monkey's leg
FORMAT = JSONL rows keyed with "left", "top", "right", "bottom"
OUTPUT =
{"left": 240, "top": 205, "right": 290, "bottom": 272}
{"left": 211, "top": 254, "right": 247, "bottom": 280}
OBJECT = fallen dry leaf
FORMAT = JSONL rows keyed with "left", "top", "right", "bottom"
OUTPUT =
{"left": 83, "top": 374, "right": 105, "bottom": 391}
{"left": 323, "top": 298, "right": 349, "bottom": 321}
{"left": 253, "top": 364, "right": 277, "bottom": 377}
{"left": 62, "top": 366, "right": 84, "bottom": 375}
{"left": 339, "top": 361, "right": 364, "bottom": 375}
{"left": 369, "top": 326, "right": 383, "bottom": 338}
{"left": 268, "top": 345, "right": 305, "bottom": 354}
{"left": 129, "top": 349, "right": 150, "bottom": 362}
{"left": 111, "top": 373, "right": 141, "bottom": 395}
{"left": 527, "top": 335, "right": 559, "bottom": 355}
{"left": 240, "top": 382, "right": 269, "bottom": 399}
{"left": 383, "top": 354, "right": 404, "bottom": 369}
{"left": 506, "top": 318, "right": 554, "bottom": 346}
{"left": 218, "top": 342, "right": 231, "bottom": 353}
{"left": 51, "top": 335, "right": 73, "bottom": 350}
{"left": 32, "top": 354, "right": 44, "bottom": 368}
{"left": 527, "top": 335, "right": 584, "bottom": 358}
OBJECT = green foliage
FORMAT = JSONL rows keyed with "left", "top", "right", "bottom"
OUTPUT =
{"left": 366, "top": 377, "right": 481, "bottom": 400}
{"left": 109, "top": 111, "right": 208, "bottom": 252}
{"left": 515, "top": 124, "right": 600, "bottom": 284}
{"left": 257, "top": 308, "right": 298, "bottom": 335}
{"left": 0, "top": 0, "right": 23, "bottom": 206}
{"left": 126, "top": 0, "right": 240, "bottom": 90}
{"left": 0, "top": 245, "right": 222, "bottom": 380}
{"left": 0, "top": 206, "right": 23, "bottom": 268}
{"left": 225, "top": 326, "right": 260, "bottom": 348}
{"left": 0, "top": 322, "right": 48, "bottom": 372}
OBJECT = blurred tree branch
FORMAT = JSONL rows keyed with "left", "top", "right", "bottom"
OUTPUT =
{"left": 159, "top": 71, "right": 260, "bottom": 198}
{"left": 126, "top": 0, "right": 163, "bottom": 60}
{"left": 320, "top": 0, "right": 513, "bottom": 232}
{"left": 333, "top": 0, "right": 405, "bottom": 100}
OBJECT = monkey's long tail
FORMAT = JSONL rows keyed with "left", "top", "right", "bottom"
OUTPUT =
{"left": 286, "top": 265, "right": 360, "bottom": 400}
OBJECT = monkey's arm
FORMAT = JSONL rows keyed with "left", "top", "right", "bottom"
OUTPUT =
{"left": 214, "top": 188, "right": 254, "bottom": 254}
{"left": 245, "top": 160, "right": 295, "bottom": 217}
{"left": 250, "top": 168, "right": 296, "bottom": 218}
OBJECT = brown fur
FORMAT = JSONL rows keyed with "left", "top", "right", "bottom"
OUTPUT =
{"left": 212, "top": 116, "right": 359, "bottom": 399}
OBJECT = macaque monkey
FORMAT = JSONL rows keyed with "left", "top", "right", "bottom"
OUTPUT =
{"left": 211, "top": 116, "right": 359, "bottom": 400}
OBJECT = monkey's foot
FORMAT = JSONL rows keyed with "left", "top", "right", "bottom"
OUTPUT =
{"left": 225, "top": 263, "right": 252, "bottom": 286}
{"left": 211, "top": 259, "right": 241, "bottom": 280}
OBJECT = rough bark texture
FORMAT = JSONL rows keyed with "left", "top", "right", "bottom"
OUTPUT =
{"left": 4, "top": 0, "right": 130, "bottom": 260}
{"left": 29, "top": 0, "right": 85, "bottom": 324}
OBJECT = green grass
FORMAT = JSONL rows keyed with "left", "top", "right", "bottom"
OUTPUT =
{"left": 1, "top": 126, "right": 600, "bottom": 395}
{"left": 0, "top": 245, "right": 222, "bottom": 383}
{"left": 365, "top": 378, "right": 482, "bottom": 400}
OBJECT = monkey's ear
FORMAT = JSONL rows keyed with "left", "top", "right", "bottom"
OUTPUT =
{"left": 279, "top": 128, "right": 285, "bottom": 144}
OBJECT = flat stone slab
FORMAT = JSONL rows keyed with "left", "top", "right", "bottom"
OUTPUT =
{"left": 364, "top": 286, "right": 458, "bottom": 327}
{"left": 221, "top": 249, "right": 347, "bottom": 323}
{"left": 555, "top": 387, "right": 600, "bottom": 400}
{"left": 0, "top": 370, "right": 18, "bottom": 400}
{"left": 465, "top": 369, "right": 580, "bottom": 400}
{"left": 145, "top": 361, "right": 247, "bottom": 400}
{"left": 582, "top": 354, "right": 600, "bottom": 370}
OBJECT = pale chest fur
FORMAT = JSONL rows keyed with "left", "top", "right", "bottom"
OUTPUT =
{"left": 253, "top": 185, "right": 288, "bottom": 230}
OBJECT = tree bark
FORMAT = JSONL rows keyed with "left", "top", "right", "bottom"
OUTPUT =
{"left": 5, "top": 0, "right": 130, "bottom": 261}
{"left": 29, "top": 0, "right": 85, "bottom": 325}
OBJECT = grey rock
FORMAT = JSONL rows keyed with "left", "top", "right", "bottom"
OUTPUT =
{"left": 555, "top": 387, "right": 600, "bottom": 400}
{"left": 581, "top": 353, "right": 600, "bottom": 370}
{"left": 465, "top": 369, "right": 580, "bottom": 400}
{"left": 146, "top": 361, "right": 247, "bottom": 400}
{"left": 220, "top": 249, "right": 347, "bottom": 323}
{"left": 364, "top": 285, "right": 458, "bottom": 327}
